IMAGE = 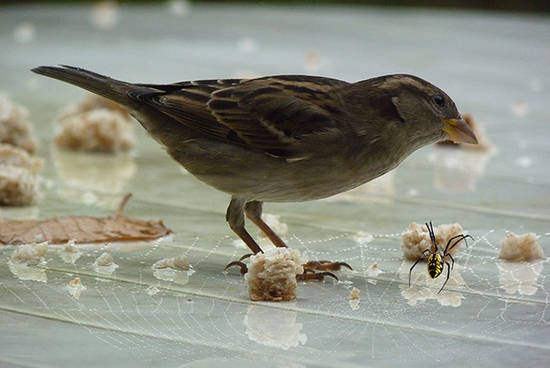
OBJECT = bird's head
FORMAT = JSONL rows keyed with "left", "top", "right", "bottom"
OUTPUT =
{"left": 347, "top": 74, "right": 478, "bottom": 150}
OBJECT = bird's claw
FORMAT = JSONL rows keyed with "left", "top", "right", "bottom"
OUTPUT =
{"left": 303, "top": 260, "right": 353, "bottom": 272}
{"left": 225, "top": 260, "right": 248, "bottom": 275}
{"left": 297, "top": 269, "right": 338, "bottom": 282}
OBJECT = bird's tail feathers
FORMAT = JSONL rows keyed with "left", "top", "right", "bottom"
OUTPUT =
{"left": 31, "top": 65, "right": 135, "bottom": 107}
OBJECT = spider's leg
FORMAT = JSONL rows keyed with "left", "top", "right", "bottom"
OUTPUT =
{"left": 446, "top": 234, "right": 474, "bottom": 254}
{"left": 438, "top": 261, "right": 451, "bottom": 294}
{"left": 426, "top": 222, "right": 438, "bottom": 252}
{"left": 448, "top": 254, "right": 455, "bottom": 270}
{"left": 409, "top": 257, "right": 423, "bottom": 287}
{"left": 444, "top": 234, "right": 466, "bottom": 253}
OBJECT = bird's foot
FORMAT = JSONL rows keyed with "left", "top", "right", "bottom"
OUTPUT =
{"left": 224, "top": 253, "right": 254, "bottom": 275}
{"left": 297, "top": 260, "right": 352, "bottom": 282}
{"left": 303, "top": 260, "right": 353, "bottom": 272}
{"left": 296, "top": 269, "right": 338, "bottom": 282}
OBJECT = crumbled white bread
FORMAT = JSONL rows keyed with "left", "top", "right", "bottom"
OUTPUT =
{"left": 11, "top": 243, "right": 48, "bottom": 265}
{"left": 146, "top": 285, "right": 160, "bottom": 296}
{"left": 168, "top": 0, "right": 191, "bottom": 16}
{"left": 349, "top": 287, "right": 360, "bottom": 300}
{"left": 0, "top": 94, "right": 38, "bottom": 154}
{"left": 304, "top": 50, "right": 322, "bottom": 73}
{"left": 245, "top": 248, "right": 305, "bottom": 302}
{"left": 366, "top": 263, "right": 383, "bottom": 283}
{"left": 93, "top": 252, "right": 119, "bottom": 274}
{"left": 499, "top": 233, "right": 544, "bottom": 262}
{"left": 511, "top": 100, "right": 528, "bottom": 118}
{"left": 13, "top": 22, "right": 36, "bottom": 43}
{"left": 0, "top": 166, "right": 39, "bottom": 206}
{"left": 349, "top": 287, "right": 361, "bottom": 310}
{"left": 55, "top": 108, "right": 135, "bottom": 153}
{"left": 63, "top": 240, "right": 77, "bottom": 252}
{"left": 0, "top": 144, "right": 43, "bottom": 173}
{"left": 90, "top": 1, "right": 119, "bottom": 30}
{"left": 0, "top": 129, "right": 43, "bottom": 206}
{"left": 152, "top": 255, "right": 190, "bottom": 271}
{"left": 351, "top": 231, "right": 373, "bottom": 244}
{"left": 95, "top": 252, "right": 114, "bottom": 266}
{"left": 67, "top": 277, "right": 86, "bottom": 299}
{"left": 258, "top": 213, "right": 288, "bottom": 238}
{"left": 401, "top": 222, "right": 465, "bottom": 261}
{"left": 237, "top": 37, "right": 258, "bottom": 53}
{"left": 58, "top": 94, "right": 130, "bottom": 121}
{"left": 60, "top": 240, "right": 82, "bottom": 264}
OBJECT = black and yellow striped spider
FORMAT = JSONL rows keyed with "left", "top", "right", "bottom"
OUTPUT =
{"left": 408, "top": 221, "right": 472, "bottom": 294}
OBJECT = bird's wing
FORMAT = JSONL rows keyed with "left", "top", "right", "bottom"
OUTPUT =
{"left": 136, "top": 76, "right": 349, "bottom": 158}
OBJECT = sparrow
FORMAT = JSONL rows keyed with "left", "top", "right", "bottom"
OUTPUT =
{"left": 32, "top": 65, "right": 477, "bottom": 267}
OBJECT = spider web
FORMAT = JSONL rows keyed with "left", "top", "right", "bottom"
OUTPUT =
{"left": 1, "top": 215, "right": 548, "bottom": 367}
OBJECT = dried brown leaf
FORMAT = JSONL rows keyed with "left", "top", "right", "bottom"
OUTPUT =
{"left": 0, "top": 194, "right": 172, "bottom": 245}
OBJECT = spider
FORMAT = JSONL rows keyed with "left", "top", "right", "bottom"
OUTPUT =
{"left": 408, "top": 221, "right": 473, "bottom": 294}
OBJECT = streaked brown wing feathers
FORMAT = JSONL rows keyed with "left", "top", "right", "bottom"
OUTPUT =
{"left": 141, "top": 76, "right": 349, "bottom": 157}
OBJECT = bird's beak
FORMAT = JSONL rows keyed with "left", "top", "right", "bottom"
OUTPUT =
{"left": 443, "top": 117, "right": 478, "bottom": 144}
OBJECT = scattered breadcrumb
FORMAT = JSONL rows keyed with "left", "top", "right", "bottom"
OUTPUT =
{"left": 258, "top": 213, "right": 288, "bottom": 238}
{"left": 0, "top": 144, "right": 43, "bottom": 173}
{"left": 58, "top": 94, "right": 130, "bottom": 121}
{"left": 152, "top": 255, "right": 190, "bottom": 271}
{"left": 401, "top": 222, "right": 466, "bottom": 261}
{"left": 59, "top": 240, "right": 82, "bottom": 264}
{"left": 237, "top": 38, "right": 258, "bottom": 53}
{"left": 0, "top": 94, "right": 38, "bottom": 154}
{"left": 246, "top": 248, "right": 305, "bottom": 302}
{"left": 63, "top": 240, "right": 77, "bottom": 253}
{"left": 95, "top": 252, "right": 114, "bottom": 266}
{"left": 304, "top": 50, "right": 322, "bottom": 73}
{"left": 90, "top": 1, "right": 119, "bottom": 30}
{"left": 515, "top": 156, "right": 533, "bottom": 168}
{"left": 55, "top": 108, "right": 135, "bottom": 153}
{"left": 437, "top": 114, "right": 492, "bottom": 151}
{"left": 11, "top": 243, "right": 48, "bottom": 265}
{"left": 0, "top": 166, "right": 39, "bottom": 206}
{"left": 93, "top": 252, "right": 119, "bottom": 274}
{"left": 0, "top": 144, "right": 43, "bottom": 207}
{"left": 349, "top": 286, "right": 360, "bottom": 300}
{"left": 367, "top": 263, "right": 382, "bottom": 277}
{"left": 146, "top": 285, "right": 160, "bottom": 296}
{"left": 13, "top": 22, "right": 36, "bottom": 43}
{"left": 351, "top": 231, "right": 373, "bottom": 244}
{"left": 67, "top": 277, "right": 86, "bottom": 299}
{"left": 349, "top": 287, "right": 360, "bottom": 310}
{"left": 499, "top": 233, "right": 544, "bottom": 262}
{"left": 511, "top": 100, "right": 528, "bottom": 118}
{"left": 168, "top": 0, "right": 191, "bottom": 16}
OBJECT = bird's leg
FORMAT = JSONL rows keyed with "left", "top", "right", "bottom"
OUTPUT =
{"left": 245, "top": 201, "right": 351, "bottom": 280}
{"left": 244, "top": 201, "right": 288, "bottom": 248}
{"left": 224, "top": 197, "right": 263, "bottom": 274}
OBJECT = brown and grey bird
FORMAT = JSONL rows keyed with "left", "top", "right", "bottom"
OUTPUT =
{"left": 32, "top": 65, "right": 477, "bottom": 273}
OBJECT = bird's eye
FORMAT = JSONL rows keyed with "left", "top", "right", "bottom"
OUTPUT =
{"left": 433, "top": 94, "right": 445, "bottom": 108}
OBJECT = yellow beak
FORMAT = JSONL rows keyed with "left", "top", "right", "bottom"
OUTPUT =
{"left": 443, "top": 117, "right": 478, "bottom": 144}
